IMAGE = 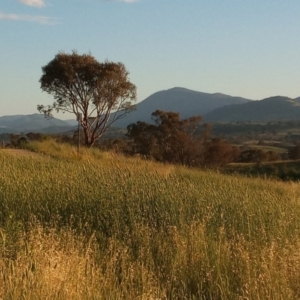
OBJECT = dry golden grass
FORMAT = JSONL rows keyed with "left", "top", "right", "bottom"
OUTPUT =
{"left": 0, "top": 140, "right": 300, "bottom": 299}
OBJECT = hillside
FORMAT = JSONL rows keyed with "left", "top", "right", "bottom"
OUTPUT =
{"left": 205, "top": 96, "right": 300, "bottom": 122}
{"left": 0, "top": 141, "right": 299, "bottom": 299}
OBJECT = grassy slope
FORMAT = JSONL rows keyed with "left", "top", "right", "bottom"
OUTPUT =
{"left": 0, "top": 141, "right": 300, "bottom": 299}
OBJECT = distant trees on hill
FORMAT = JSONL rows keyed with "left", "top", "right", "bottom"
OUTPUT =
{"left": 237, "top": 149, "right": 281, "bottom": 163}
{"left": 126, "top": 110, "right": 239, "bottom": 168}
{"left": 6, "top": 109, "right": 292, "bottom": 168}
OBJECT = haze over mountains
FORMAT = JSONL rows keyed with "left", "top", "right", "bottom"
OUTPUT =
{"left": 1, "top": 88, "right": 300, "bottom": 134}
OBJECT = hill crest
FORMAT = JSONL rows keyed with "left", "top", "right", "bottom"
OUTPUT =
{"left": 113, "top": 87, "right": 252, "bottom": 127}
{"left": 205, "top": 96, "right": 300, "bottom": 122}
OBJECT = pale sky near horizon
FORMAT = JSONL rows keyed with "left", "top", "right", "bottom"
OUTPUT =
{"left": 1, "top": 0, "right": 300, "bottom": 119}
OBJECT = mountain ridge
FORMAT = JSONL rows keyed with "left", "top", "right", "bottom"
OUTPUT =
{"left": 112, "top": 87, "right": 252, "bottom": 127}
{"left": 204, "top": 96, "right": 300, "bottom": 122}
{"left": 1, "top": 88, "right": 300, "bottom": 134}
{"left": 0, "top": 113, "right": 74, "bottom": 133}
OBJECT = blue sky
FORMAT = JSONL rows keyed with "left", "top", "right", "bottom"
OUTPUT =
{"left": 1, "top": 0, "right": 300, "bottom": 119}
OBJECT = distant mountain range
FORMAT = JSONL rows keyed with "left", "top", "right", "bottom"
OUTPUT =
{"left": 1, "top": 88, "right": 300, "bottom": 134}
{"left": 0, "top": 114, "right": 76, "bottom": 134}
{"left": 205, "top": 96, "right": 300, "bottom": 122}
{"left": 113, "top": 87, "right": 251, "bottom": 127}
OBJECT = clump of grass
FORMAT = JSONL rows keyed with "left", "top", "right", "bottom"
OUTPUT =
{"left": 24, "top": 139, "right": 93, "bottom": 160}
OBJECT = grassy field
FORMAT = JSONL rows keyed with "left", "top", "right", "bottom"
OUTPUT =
{"left": 1, "top": 140, "right": 300, "bottom": 299}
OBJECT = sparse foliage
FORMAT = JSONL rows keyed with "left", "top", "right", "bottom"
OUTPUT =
{"left": 38, "top": 51, "right": 136, "bottom": 147}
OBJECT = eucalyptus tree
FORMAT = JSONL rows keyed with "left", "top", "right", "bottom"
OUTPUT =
{"left": 38, "top": 51, "right": 136, "bottom": 147}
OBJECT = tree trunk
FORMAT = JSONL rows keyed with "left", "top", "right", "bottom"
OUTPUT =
{"left": 83, "top": 128, "right": 95, "bottom": 148}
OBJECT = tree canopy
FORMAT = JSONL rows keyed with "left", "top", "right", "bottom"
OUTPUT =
{"left": 38, "top": 51, "right": 136, "bottom": 147}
